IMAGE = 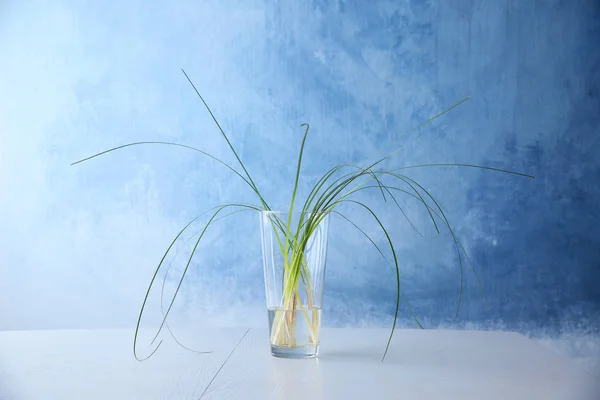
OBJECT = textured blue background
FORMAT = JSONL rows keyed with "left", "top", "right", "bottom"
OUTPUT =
{"left": 1, "top": 1, "right": 599, "bottom": 363}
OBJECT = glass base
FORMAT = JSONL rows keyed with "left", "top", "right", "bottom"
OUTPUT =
{"left": 270, "top": 344, "right": 319, "bottom": 359}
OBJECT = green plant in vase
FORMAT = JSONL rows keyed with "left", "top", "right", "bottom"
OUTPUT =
{"left": 73, "top": 69, "right": 534, "bottom": 361}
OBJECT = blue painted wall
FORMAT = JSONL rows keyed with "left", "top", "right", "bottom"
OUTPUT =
{"left": 1, "top": 0, "right": 598, "bottom": 358}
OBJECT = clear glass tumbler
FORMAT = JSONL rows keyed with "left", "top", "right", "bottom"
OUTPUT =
{"left": 260, "top": 211, "right": 329, "bottom": 358}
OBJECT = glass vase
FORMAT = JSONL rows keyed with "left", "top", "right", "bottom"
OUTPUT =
{"left": 259, "top": 211, "right": 329, "bottom": 358}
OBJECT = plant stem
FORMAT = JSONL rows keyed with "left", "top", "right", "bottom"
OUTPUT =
{"left": 270, "top": 237, "right": 320, "bottom": 348}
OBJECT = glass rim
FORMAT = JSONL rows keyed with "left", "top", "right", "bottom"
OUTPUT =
{"left": 260, "top": 210, "right": 329, "bottom": 216}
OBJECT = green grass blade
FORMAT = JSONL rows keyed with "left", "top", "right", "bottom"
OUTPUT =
{"left": 454, "top": 239, "right": 464, "bottom": 319}
{"left": 70, "top": 141, "right": 270, "bottom": 204}
{"left": 391, "top": 174, "right": 471, "bottom": 318}
{"left": 372, "top": 182, "right": 424, "bottom": 237}
{"left": 317, "top": 164, "right": 380, "bottom": 212}
{"left": 133, "top": 212, "right": 208, "bottom": 361}
{"left": 149, "top": 204, "right": 263, "bottom": 346}
{"left": 337, "top": 200, "right": 400, "bottom": 362}
{"left": 287, "top": 124, "right": 311, "bottom": 256}
{"left": 181, "top": 69, "right": 268, "bottom": 209}
{"left": 332, "top": 211, "right": 389, "bottom": 263}
{"left": 72, "top": 142, "right": 241, "bottom": 181}
{"left": 314, "top": 97, "right": 473, "bottom": 213}
{"left": 305, "top": 98, "right": 473, "bottom": 217}
{"left": 334, "top": 162, "right": 531, "bottom": 315}
{"left": 333, "top": 171, "right": 440, "bottom": 234}
{"left": 155, "top": 207, "right": 256, "bottom": 352}
{"left": 374, "top": 182, "right": 488, "bottom": 305}
{"left": 380, "top": 97, "right": 470, "bottom": 161}
{"left": 394, "top": 163, "right": 535, "bottom": 179}
{"left": 346, "top": 180, "right": 474, "bottom": 321}
{"left": 404, "top": 295, "right": 423, "bottom": 329}
{"left": 388, "top": 175, "right": 440, "bottom": 234}
{"left": 332, "top": 211, "right": 423, "bottom": 329}
{"left": 356, "top": 185, "right": 423, "bottom": 237}
{"left": 310, "top": 164, "right": 388, "bottom": 217}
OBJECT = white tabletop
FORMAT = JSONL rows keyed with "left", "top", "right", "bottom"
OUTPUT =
{"left": 0, "top": 327, "right": 597, "bottom": 399}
